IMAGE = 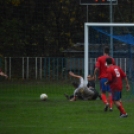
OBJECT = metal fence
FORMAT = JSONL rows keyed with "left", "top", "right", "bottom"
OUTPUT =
{"left": 2, "top": 57, "right": 133, "bottom": 80}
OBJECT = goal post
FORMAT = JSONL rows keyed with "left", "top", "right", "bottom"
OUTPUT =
{"left": 84, "top": 22, "right": 134, "bottom": 82}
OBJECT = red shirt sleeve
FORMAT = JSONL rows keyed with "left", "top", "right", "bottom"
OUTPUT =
{"left": 119, "top": 67, "right": 126, "bottom": 78}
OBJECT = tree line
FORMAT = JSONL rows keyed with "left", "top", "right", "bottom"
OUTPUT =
{"left": 0, "top": 0, "right": 133, "bottom": 57}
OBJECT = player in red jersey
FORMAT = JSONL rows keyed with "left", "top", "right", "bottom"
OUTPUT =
{"left": 93, "top": 46, "right": 115, "bottom": 111}
{"left": 105, "top": 57, "right": 130, "bottom": 118}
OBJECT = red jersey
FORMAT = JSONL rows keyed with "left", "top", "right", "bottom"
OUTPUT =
{"left": 95, "top": 55, "right": 115, "bottom": 79}
{"left": 106, "top": 65, "right": 126, "bottom": 91}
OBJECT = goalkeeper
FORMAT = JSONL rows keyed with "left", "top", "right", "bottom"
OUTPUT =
{"left": 65, "top": 71, "right": 101, "bottom": 101}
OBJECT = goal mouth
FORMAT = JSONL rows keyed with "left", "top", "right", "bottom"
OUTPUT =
{"left": 84, "top": 22, "right": 134, "bottom": 81}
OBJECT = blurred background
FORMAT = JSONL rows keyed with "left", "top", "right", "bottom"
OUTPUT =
{"left": 0, "top": 0, "right": 134, "bottom": 80}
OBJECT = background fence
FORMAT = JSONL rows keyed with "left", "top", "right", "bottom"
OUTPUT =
{"left": 2, "top": 57, "right": 132, "bottom": 80}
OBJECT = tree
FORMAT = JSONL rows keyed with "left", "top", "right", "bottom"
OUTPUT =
{"left": 0, "top": 0, "right": 133, "bottom": 57}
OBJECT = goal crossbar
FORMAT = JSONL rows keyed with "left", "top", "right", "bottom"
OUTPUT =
{"left": 84, "top": 22, "right": 134, "bottom": 82}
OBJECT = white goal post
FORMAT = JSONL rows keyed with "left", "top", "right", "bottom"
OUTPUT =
{"left": 84, "top": 22, "right": 134, "bottom": 82}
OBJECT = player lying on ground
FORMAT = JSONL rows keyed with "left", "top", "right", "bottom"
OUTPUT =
{"left": 64, "top": 71, "right": 101, "bottom": 101}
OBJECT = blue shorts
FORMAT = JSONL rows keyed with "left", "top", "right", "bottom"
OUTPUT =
{"left": 100, "top": 78, "right": 111, "bottom": 92}
{"left": 112, "top": 90, "right": 121, "bottom": 101}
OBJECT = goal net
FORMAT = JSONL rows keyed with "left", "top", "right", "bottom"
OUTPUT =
{"left": 84, "top": 23, "right": 134, "bottom": 98}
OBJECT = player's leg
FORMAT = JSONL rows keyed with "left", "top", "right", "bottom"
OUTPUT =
{"left": 69, "top": 96, "right": 76, "bottom": 101}
{"left": 70, "top": 82, "right": 84, "bottom": 101}
{"left": 64, "top": 94, "right": 75, "bottom": 100}
{"left": 107, "top": 88, "right": 113, "bottom": 111}
{"left": 70, "top": 89, "right": 80, "bottom": 101}
{"left": 64, "top": 93, "right": 70, "bottom": 100}
{"left": 119, "top": 92, "right": 122, "bottom": 107}
{"left": 100, "top": 78, "right": 109, "bottom": 111}
{"left": 113, "top": 91, "right": 128, "bottom": 117}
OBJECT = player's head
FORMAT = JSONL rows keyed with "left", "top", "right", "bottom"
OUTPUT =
{"left": 72, "top": 82, "right": 79, "bottom": 88}
{"left": 103, "top": 46, "right": 109, "bottom": 54}
{"left": 106, "top": 57, "right": 112, "bottom": 65}
{"left": 87, "top": 75, "right": 93, "bottom": 81}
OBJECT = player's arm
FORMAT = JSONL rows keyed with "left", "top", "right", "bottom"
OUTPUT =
{"left": 124, "top": 77, "right": 130, "bottom": 91}
{"left": 104, "top": 70, "right": 113, "bottom": 85}
{"left": 93, "top": 68, "right": 99, "bottom": 80}
{"left": 0, "top": 71, "right": 8, "bottom": 78}
{"left": 69, "top": 71, "right": 81, "bottom": 79}
{"left": 120, "top": 68, "right": 130, "bottom": 91}
{"left": 93, "top": 59, "right": 100, "bottom": 80}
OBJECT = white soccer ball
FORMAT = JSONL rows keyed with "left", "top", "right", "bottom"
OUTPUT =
{"left": 40, "top": 93, "right": 48, "bottom": 101}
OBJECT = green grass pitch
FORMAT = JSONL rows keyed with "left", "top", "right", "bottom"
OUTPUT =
{"left": 0, "top": 81, "right": 134, "bottom": 134}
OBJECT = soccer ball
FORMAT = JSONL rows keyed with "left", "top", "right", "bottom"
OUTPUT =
{"left": 40, "top": 93, "right": 48, "bottom": 101}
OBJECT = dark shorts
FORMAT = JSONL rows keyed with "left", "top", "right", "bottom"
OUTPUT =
{"left": 112, "top": 90, "right": 121, "bottom": 101}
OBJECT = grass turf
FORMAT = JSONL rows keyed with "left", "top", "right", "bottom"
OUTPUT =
{"left": 0, "top": 81, "right": 134, "bottom": 134}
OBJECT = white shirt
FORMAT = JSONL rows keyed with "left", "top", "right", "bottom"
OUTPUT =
{"left": 74, "top": 77, "right": 94, "bottom": 98}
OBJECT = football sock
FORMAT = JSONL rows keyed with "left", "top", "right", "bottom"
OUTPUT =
{"left": 101, "top": 93, "right": 108, "bottom": 104}
{"left": 108, "top": 95, "right": 113, "bottom": 109}
{"left": 120, "top": 101, "right": 122, "bottom": 106}
{"left": 118, "top": 105, "right": 126, "bottom": 114}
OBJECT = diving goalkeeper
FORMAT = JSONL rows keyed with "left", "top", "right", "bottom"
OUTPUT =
{"left": 65, "top": 71, "right": 101, "bottom": 101}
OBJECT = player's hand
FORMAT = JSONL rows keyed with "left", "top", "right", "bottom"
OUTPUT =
{"left": 93, "top": 75, "right": 97, "bottom": 80}
{"left": 126, "top": 84, "right": 130, "bottom": 91}
{"left": 4, "top": 75, "right": 8, "bottom": 79}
